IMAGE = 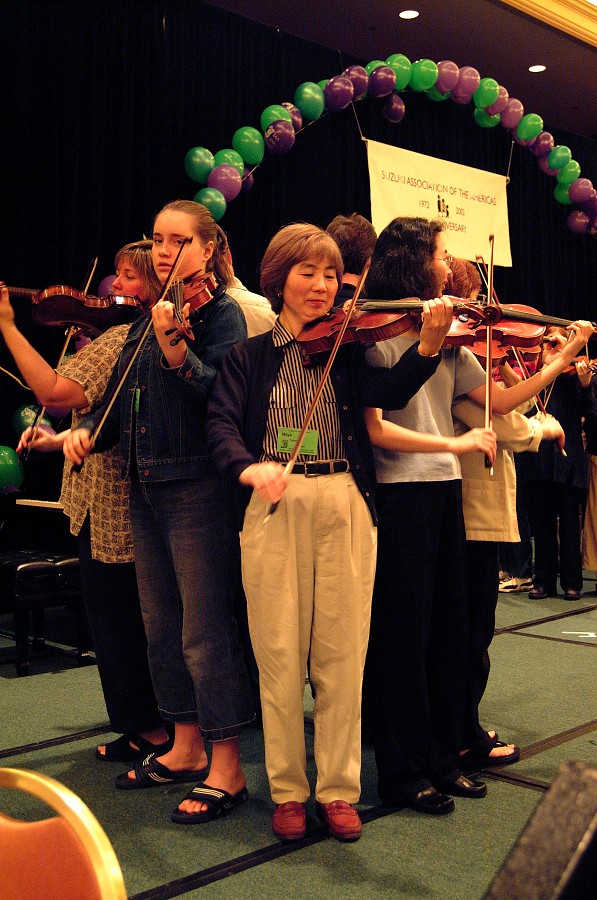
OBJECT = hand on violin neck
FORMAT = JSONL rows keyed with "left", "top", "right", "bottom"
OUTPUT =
{"left": 418, "top": 296, "right": 453, "bottom": 357}
{"left": 0, "top": 282, "right": 16, "bottom": 328}
{"left": 152, "top": 299, "right": 189, "bottom": 368}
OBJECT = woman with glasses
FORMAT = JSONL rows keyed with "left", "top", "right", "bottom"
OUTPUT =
{"left": 361, "top": 216, "right": 594, "bottom": 815}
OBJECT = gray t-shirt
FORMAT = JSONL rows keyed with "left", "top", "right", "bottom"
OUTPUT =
{"left": 366, "top": 335, "right": 486, "bottom": 483}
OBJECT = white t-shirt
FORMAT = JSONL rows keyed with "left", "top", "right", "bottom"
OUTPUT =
{"left": 366, "top": 335, "right": 486, "bottom": 483}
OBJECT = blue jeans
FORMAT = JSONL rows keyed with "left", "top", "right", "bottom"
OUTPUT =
{"left": 129, "top": 476, "right": 253, "bottom": 741}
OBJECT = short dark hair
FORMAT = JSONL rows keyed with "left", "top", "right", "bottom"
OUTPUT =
{"left": 365, "top": 216, "right": 445, "bottom": 301}
{"left": 260, "top": 223, "right": 343, "bottom": 314}
{"left": 326, "top": 213, "right": 377, "bottom": 275}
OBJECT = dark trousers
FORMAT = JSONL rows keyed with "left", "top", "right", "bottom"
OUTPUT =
{"left": 527, "top": 480, "right": 584, "bottom": 592}
{"left": 463, "top": 541, "right": 499, "bottom": 750}
{"left": 76, "top": 516, "right": 162, "bottom": 735}
{"left": 363, "top": 480, "right": 469, "bottom": 794}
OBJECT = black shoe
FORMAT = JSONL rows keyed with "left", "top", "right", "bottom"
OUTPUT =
{"left": 528, "top": 585, "right": 551, "bottom": 599}
{"left": 434, "top": 773, "right": 487, "bottom": 798}
{"left": 564, "top": 589, "right": 581, "bottom": 601}
{"left": 381, "top": 783, "right": 455, "bottom": 815}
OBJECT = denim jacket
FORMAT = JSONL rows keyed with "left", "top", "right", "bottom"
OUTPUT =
{"left": 80, "top": 292, "right": 247, "bottom": 483}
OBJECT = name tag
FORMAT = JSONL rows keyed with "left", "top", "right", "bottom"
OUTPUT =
{"left": 276, "top": 427, "right": 319, "bottom": 456}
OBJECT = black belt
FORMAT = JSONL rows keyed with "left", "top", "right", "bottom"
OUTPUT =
{"left": 291, "top": 459, "right": 349, "bottom": 476}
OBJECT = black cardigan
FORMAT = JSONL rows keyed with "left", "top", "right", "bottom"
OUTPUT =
{"left": 206, "top": 330, "right": 441, "bottom": 527}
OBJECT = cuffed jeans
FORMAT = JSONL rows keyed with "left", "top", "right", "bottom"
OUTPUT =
{"left": 129, "top": 475, "right": 254, "bottom": 741}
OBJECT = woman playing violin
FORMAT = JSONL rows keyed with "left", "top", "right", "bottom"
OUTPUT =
{"left": 522, "top": 327, "right": 593, "bottom": 600}
{"left": 64, "top": 200, "right": 254, "bottom": 827}
{"left": 0, "top": 240, "right": 170, "bottom": 761}
{"left": 361, "top": 217, "right": 594, "bottom": 815}
{"left": 206, "top": 222, "right": 449, "bottom": 843}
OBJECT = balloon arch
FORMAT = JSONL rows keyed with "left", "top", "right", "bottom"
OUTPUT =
{"left": 183, "top": 55, "right": 597, "bottom": 238}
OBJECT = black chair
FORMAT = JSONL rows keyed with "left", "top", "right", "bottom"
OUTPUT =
{"left": 0, "top": 550, "right": 90, "bottom": 675}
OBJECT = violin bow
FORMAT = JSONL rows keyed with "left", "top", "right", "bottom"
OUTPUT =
{"left": 20, "top": 257, "right": 98, "bottom": 462}
{"left": 74, "top": 239, "right": 192, "bottom": 465}
{"left": 263, "top": 259, "right": 371, "bottom": 524}
{"left": 484, "top": 236, "right": 495, "bottom": 476}
{"left": 476, "top": 255, "right": 568, "bottom": 457}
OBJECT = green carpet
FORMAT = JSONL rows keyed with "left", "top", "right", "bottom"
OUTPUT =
{"left": 1, "top": 597, "right": 596, "bottom": 897}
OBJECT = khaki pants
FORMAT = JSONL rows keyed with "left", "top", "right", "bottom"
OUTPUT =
{"left": 241, "top": 473, "right": 376, "bottom": 804}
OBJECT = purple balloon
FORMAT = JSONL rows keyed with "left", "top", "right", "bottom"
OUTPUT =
{"left": 455, "top": 66, "right": 480, "bottom": 99}
{"left": 207, "top": 163, "right": 242, "bottom": 202}
{"left": 588, "top": 215, "right": 597, "bottom": 236}
{"left": 530, "top": 131, "right": 554, "bottom": 158}
{"left": 368, "top": 65, "right": 396, "bottom": 98}
{"left": 282, "top": 101, "right": 303, "bottom": 132}
{"left": 569, "top": 178, "right": 594, "bottom": 204}
{"left": 538, "top": 155, "right": 560, "bottom": 177}
{"left": 451, "top": 85, "right": 474, "bottom": 105}
{"left": 98, "top": 275, "right": 116, "bottom": 298}
{"left": 567, "top": 210, "right": 590, "bottom": 234}
{"left": 383, "top": 93, "right": 406, "bottom": 124}
{"left": 485, "top": 85, "right": 509, "bottom": 115}
{"left": 324, "top": 75, "right": 355, "bottom": 112}
{"left": 582, "top": 194, "right": 597, "bottom": 217}
{"left": 435, "top": 60, "right": 459, "bottom": 93}
{"left": 240, "top": 167, "right": 254, "bottom": 194}
{"left": 74, "top": 333, "right": 92, "bottom": 352}
{"left": 264, "top": 120, "right": 296, "bottom": 155}
{"left": 343, "top": 65, "right": 369, "bottom": 100}
{"left": 500, "top": 98, "right": 524, "bottom": 129}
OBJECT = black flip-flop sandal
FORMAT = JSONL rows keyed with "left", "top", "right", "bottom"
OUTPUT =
{"left": 170, "top": 782, "right": 249, "bottom": 824}
{"left": 115, "top": 753, "right": 208, "bottom": 790}
{"left": 96, "top": 733, "right": 173, "bottom": 762}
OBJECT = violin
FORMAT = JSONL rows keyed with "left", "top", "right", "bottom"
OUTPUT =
{"left": 8, "top": 285, "right": 143, "bottom": 334}
{"left": 296, "top": 297, "right": 489, "bottom": 365}
{"left": 563, "top": 356, "right": 597, "bottom": 377}
{"left": 166, "top": 271, "right": 221, "bottom": 345}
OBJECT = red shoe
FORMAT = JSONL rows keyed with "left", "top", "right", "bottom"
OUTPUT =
{"left": 272, "top": 801, "right": 306, "bottom": 841}
{"left": 316, "top": 800, "right": 362, "bottom": 842}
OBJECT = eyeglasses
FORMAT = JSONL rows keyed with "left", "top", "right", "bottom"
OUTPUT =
{"left": 433, "top": 254, "right": 453, "bottom": 265}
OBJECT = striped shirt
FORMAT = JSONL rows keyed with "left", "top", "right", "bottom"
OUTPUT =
{"left": 260, "top": 320, "right": 346, "bottom": 464}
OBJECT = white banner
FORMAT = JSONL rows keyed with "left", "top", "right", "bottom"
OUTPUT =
{"left": 367, "top": 139, "right": 512, "bottom": 267}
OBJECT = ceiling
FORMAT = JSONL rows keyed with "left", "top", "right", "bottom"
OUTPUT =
{"left": 204, "top": 0, "right": 597, "bottom": 139}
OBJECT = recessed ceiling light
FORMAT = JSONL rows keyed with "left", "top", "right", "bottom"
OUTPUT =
{"left": 399, "top": 10, "right": 420, "bottom": 20}
{"left": 528, "top": 64, "right": 547, "bottom": 73}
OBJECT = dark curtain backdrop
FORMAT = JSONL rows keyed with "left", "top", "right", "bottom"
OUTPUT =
{"left": 1, "top": 0, "right": 596, "bottom": 456}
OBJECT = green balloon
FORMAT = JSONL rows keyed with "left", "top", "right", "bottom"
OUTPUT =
{"left": 556, "top": 159, "right": 581, "bottom": 185}
{"left": 194, "top": 187, "right": 227, "bottom": 222}
{"left": 184, "top": 146, "right": 215, "bottom": 184}
{"left": 385, "top": 54, "right": 412, "bottom": 90}
{"left": 365, "top": 59, "right": 386, "bottom": 75}
{"left": 409, "top": 59, "right": 438, "bottom": 92}
{"left": 294, "top": 82, "right": 325, "bottom": 121}
{"left": 232, "top": 126, "right": 264, "bottom": 166}
{"left": 214, "top": 148, "right": 244, "bottom": 176}
{"left": 474, "top": 108, "right": 501, "bottom": 128}
{"left": 547, "top": 145, "right": 572, "bottom": 170}
{"left": 11, "top": 404, "right": 52, "bottom": 436}
{"left": 0, "top": 446, "right": 24, "bottom": 493}
{"left": 317, "top": 79, "right": 330, "bottom": 111}
{"left": 260, "top": 104, "right": 292, "bottom": 133}
{"left": 554, "top": 183, "right": 573, "bottom": 205}
{"left": 426, "top": 85, "right": 450, "bottom": 102}
{"left": 473, "top": 77, "right": 499, "bottom": 109}
{"left": 516, "top": 113, "right": 543, "bottom": 141}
